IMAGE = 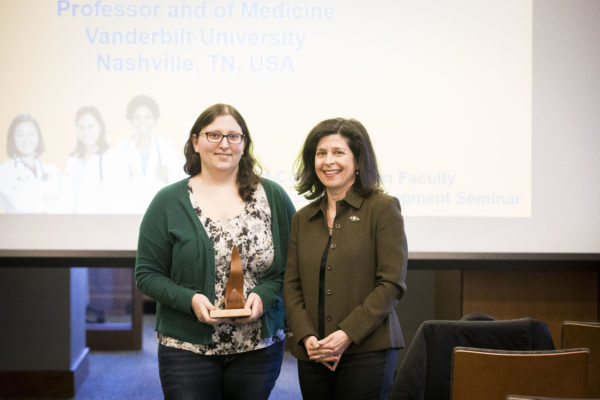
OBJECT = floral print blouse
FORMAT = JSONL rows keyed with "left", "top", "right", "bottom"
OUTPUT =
{"left": 158, "top": 182, "right": 286, "bottom": 355}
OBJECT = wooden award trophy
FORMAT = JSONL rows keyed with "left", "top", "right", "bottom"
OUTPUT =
{"left": 209, "top": 245, "right": 251, "bottom": 318}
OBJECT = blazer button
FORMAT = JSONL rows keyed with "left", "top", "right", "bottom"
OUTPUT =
{"left": 326, "top": 289, "right": 333, "bottom": 295}
{"left": 335, "top": 223, "right": 341, "bottom": 229}
{"left": 330, "top": 243, "right": 336, "bottom": 249}
{"left": 326, "top": 316, "right": 333, "bottom": 322}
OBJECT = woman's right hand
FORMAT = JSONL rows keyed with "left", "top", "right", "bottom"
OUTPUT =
{"left": 191, "top": 293, "right": 220, "bottom": 325}
{"left": 303, "top": 335, "right": 338, "bottom": 370}
{"left": 303, "top": 334, "right": 345, "bottom": 371}
{"left": 303, "top": 335, "right": 320, "bottom": 354}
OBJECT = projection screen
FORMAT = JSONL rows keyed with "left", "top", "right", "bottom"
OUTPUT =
{"left": 0, "top": 0, "right": 598, "bottom": 255}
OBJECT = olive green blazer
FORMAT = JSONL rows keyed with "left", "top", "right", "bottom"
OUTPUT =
{"left": 283, "top": 189, "right": 408, "bottom": 361}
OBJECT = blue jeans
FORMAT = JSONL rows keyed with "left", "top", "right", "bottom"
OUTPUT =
{"left": 158, "top": 341, "right": 284, "bottom": 400}
{"left": 297, "top": 348, "right": 399, "bottom": 400}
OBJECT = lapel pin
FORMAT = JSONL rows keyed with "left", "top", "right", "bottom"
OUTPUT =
{"left": 349, "top": 216, "right": 360, "bottom": 222}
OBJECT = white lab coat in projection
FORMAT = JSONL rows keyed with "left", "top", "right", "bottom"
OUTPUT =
{"left": 107, "top": 134, "right": 185, "bottom": 214}
{"left": 0, "top": 157, "right": 66, "bottom": 214}
{"left": 63, "top": 151, "right": 117, "bottom": 214}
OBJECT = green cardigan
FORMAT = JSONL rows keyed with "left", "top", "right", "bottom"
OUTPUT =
{"left": 135, "top": 178, "right": 295, "bottom": 344}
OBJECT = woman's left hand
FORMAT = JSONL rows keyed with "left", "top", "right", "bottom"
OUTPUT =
{"left": 232, "top": 292, "right": 263, "bottom": 323}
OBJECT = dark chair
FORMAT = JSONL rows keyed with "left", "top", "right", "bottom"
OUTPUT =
{"left": 388, "top": 317, "right": 555, "bottom": 400}
{"left": 561, "top": 320, "right": 600, "bottom": 397}
{"left": 451, "top": 347, "right": 590, "bottom": 400}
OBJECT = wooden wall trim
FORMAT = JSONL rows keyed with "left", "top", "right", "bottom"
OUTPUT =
{"left": 462, "top": 270, "right": 599, "bottom": 344}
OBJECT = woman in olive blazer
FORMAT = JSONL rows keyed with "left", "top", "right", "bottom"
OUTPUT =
{"left": 283, "top": 118, "right": 408, "bottom": 400}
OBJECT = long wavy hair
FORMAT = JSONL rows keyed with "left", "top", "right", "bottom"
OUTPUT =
{"left": 183, "top": 104, "right": 261, "bottom": 202}
{"left": 294, "top": 118, "right": 383, "bottom": 200}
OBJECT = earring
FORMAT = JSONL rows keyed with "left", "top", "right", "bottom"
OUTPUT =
{"left": 355, "top": 170, "right": 360, "bottom": 175}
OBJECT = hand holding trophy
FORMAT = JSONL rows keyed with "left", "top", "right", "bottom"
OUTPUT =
{"left": 209, "top": 245, "right": 252, "bottom": 318}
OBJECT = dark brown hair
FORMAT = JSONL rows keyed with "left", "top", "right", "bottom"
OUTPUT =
{"left": 294, "top": 118, "right": 383, "bottom": 200}
{"left": 183, "top": 104, "right": 261, "bottom": 202}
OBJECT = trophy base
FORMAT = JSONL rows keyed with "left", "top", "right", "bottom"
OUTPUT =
{"left": 210, "top": 308, "right": 252, "bottom": 318}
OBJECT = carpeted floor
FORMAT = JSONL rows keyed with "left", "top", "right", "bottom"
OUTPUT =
{"left": 73, "top": 314, "right": 303, "bottom": 400}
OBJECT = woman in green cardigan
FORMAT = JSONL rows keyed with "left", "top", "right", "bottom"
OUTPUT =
{"left": 283, "top": 118, "right": 408, "bottom": 400}
{"left": 135, "top": 103, "right": 295, "bottom": 400}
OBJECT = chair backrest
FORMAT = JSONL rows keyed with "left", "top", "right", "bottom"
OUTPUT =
{"left": 389, "top": 318, "right": 555, "bottom": 400}
{"left": 451, "top": 347, "right": 590, "bottom": 400}
{"left": 561, "top": 321, "right": 600, "bottom": 397}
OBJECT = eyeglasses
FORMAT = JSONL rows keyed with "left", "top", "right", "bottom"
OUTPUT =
{"left": 199, "top": 132, "right": 245, "bottom": 144}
